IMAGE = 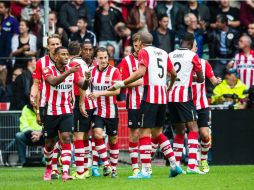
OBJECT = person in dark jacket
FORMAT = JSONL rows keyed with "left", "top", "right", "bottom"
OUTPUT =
{"left": 152, "top": 14, "right": 175, "bottom": 53}
{"left": 94, "top": 0, "right": 123, "bottom": 58}
{"left": 9, "top": 57, "right": 36, "bottom": 110}
{"left": 208, "top": 14, "right": 239, "bottom": 78}
{"left": 59, "top": 0, "right": 90, "bottom": 36}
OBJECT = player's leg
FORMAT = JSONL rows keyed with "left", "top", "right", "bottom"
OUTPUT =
{"left": 59, "top": 114, "right": 74, "bottom": 180}
{"left": 72, "top": 106, "right": 85, "bottom": 179}
{"left": 197, "top": 108, "right": 211, "bottom": 173}
{"left": 42, "top": 115, "right": 58, "bottom": 181}
{"left": 51, "top": 140, "right": 61, "bottom": 179}
{"left": 152, "top": 104, "right": 183, "bottom": 177}
{"left": 92, "top": 116, "right": 111, "bottom": 176}
{"left": 91, "top": 137, "right": 101, "bottom": 176}
{"left": 128, "top": 109, "right": 140, "bottom": 175}
{"left": 106, "top": 118, "right": 119, "bottom": 178}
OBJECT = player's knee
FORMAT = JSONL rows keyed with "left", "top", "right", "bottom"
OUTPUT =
{"left": 44, "top": 139, "right": 55, "bottom": 150}
{"left": 61, "top": 133, "right": 72, "bottom": 144}
{"left": 109, "top": 135, "right": 118, "bottom": 145}
{"left": 93, "top": 131, "right": 103, "bottom": 139}
{"left": 200, "top": 131, "right": 210, "bottom": 141}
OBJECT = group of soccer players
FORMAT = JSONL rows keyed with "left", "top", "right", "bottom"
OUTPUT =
{"left": 30, "top": 31, "right": 221, "bottom": 181}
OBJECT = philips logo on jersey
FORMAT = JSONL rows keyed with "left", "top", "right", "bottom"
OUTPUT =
{"left": 93, "top": 85, "right": 111, "bottom": 91}
{"left": 55, "top": 84, "right": 72, "bottom": 90}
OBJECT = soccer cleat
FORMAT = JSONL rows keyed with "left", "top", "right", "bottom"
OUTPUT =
{"left": 71, "top": 172, "right": 86, "bottom": 180}
{"left": 200, "top": 160, "right": 210, "bottom": 173}
{"left": 148, "top": 167, "right": 152, "bottom": 175}
{"left": 103, "top": 166, "right": 112, "bottom": 176}
{"left": 62, "top": 172, "right": 73, "bottom": 181}
{"left": 111, "top": 170, "right": 118, "bottom": 178}
{"left": 51, "top": 170, "right": 59, "bottom": 179}
{"left": 43, "top": 168, "right": 52, "bottom": 181}
{"left": 132, "top": 168, "right": 140, "bottom": 176}
{"left": 128, "top": 172, "right": 151, "bottom": 179}
{"left": 84, "top": 170, "right": 90, "bottom": 178}
{"left": 92, "top": 166, "right": 101, "bottom": 177}
{"left": 187, "top": 167, "right": 206, "bottom": 175}
{"left": 170, "top": 165, "right": 184, "bottom": 178}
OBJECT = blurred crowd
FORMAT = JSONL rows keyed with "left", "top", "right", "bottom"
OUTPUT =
{"left": 1, "top": 0, "right": 254, "bottom": 109}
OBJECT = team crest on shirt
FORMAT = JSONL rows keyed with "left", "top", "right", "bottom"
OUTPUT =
{"left": 105, "top": 75, "right": 110, "bottom": 82}
{"left": 43, "top": 67, "right": 49, "bottom": 73}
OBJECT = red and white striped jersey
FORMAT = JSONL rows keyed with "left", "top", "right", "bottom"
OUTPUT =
{"left": 168, "top": 48, "right": 202, "bottom": 102}
{"left": 121, "top": 54, "right": 143, "bottom": 109}
{"left": 69, "top": 57, "right": 97, "bottom": 110}
{"left": 32, "top": 55, "right": 54, "bottom": 107}
{"left": 91, "top": 65, "right": 121, "bottom": 118}
{"left": 138, "top": 46, "right": 173, "bottom": 104}
{"left": 233, "top": 50, "right": 254, "bottom": 89}
{"left": 43, "top": 65, "right": 80, "bottom": 115}
{"left": 192, "top": 59, "right": 214, "bottom": 110}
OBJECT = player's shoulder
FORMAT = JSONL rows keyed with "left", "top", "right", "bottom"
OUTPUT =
{"left": 70, "top": 57, "right": 85, "bottom": 65}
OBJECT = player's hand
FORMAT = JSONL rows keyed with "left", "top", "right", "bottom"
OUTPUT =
{"left": 30, "top": 94, "right": 37, "bottom": 107}
{"left": 36, "top": 113, "right": 42, "bottom": 125}
{"left": 79, "top": 103, "right": 88, "bottom": 118}
{"left": 216, "top": 77, "right": 222, "bottom": 84}
{"left": 167, "top": 85, "right": 173, "bottom": 92}
{"left": 88, "top": 92, "right": 101, "bottom": 100}
{"left": 112, "top": 81, "right": 125, "bottom": 90}
{"left": 69, "top": 64, "right": 80, "bottom": 74}
{"left": 107, "top": 86, "right": 117, "bottom": 91}
{"left": 85, "top": 68, "right": 92, "bottom": 80}
{"left": 31, "top": 131, "right": 42, "bottom": 142}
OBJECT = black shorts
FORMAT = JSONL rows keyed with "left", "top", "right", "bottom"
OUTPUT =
{"left": 39, "top": 106, "right": 46, "bottom": 124}
{"left": 43, "top": 114, "right": 74, "bottom": 138}
{"left": 140, "top": 101, "right": 166, "bottom": 128}
{"left": 197, "top": 108, "right": 210, "bottom": 128}
{"left": 73, "top": 107, "right": 95, "bottom": 133}
{"left": 168, "top": 101, "right": 197, "bottom": 124}
{"left": 128, "top": 109, "right": 141, "bottom": 129}
{"left": 92, "top": 115, "right": 118, "bottom": 136}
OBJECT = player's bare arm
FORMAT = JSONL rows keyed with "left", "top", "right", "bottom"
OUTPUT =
{"left": 89, "top": 89, "right": 121, "bottom": 100}
{"left": 30, "top": 79, "right": 40, "bottom": 106}
{"left": 167, "top": 68, "right": 177, "bottom": 91}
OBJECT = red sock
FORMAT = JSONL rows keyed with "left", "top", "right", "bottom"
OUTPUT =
{"left": 188, "top": 132, "right": 199, "bottom": 169}
{"left": 52, "top": 141, "right": 61, "bottom": 173}
{"left": 129, "top": 141, "right": 139, "bottom": 170}
{"left": 84, "top": 139, "right": 89, "bottom": 172}
{"left": 92, "top": 138, "right": 99, "bottom": 166}
{"left": 201, "top": 137, "right": 210, "bottom": 161}
{"left": 61, "top": 143, "right": 72, "bottom": 174}
{"left": 74, "top": 140, "right": 85, "bottom": 175}
{"left": 95, "top": 138, "right": 109, "bottom": 166}
{"left": 173, "top": 134, "right": 185, "bottom": 165}
{"left": 151, "top": 138, "right": 158, "bottom": 158}
{"left": 109, "top": 142, "right": 119, "bottom": 171}
{"left": 44, "top": 146, "right": 53, "bottom": 170}
{"left": 139, "top": 136, "right": 151, "bottom": 173}
{"left": 157, "top": 133, "right": 175, "bottom": 162}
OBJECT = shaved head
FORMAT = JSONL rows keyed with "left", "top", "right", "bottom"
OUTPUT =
{"left": 239, "top": 35, "right": 252, "bottom": 50}
{"left": 242, "top": 35, "right": 252, "bottom": 46}
{"left": 139, "top": 31, "right": 153, "bottom": 45}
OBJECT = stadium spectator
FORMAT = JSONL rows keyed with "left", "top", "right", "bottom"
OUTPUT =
{"left": 94, "top": 0, "right": 123, "bottom": 58}
{"left": 240, "top": 0, "right": 254, "bottom": 30}
{"left": 115, "top": 22, "right": 132, "bottom": 55}
{"left": 182, "top": 13, "right": 205, "bottom": 57}
{"left": 212, "top": 68, "right": 247, "bottom": 109}
{"left": 228, "top": 35, "right": 254, "bottom": 89}
{"left": 9, "top": 58, "right": 36, "bottom": 111}
{"left": 8, "top": 68, "right": 23, "bottom": 110}
{"left": 11, "top": 0, "right": 31, "bottom": 21}
{"left": 127, "top": 0, "right": 156, "bottom": 34}
{"left": 155, "top": 0, "right": 185, "bottom": 31}
{"left": 183, "top": 0, "right": 210, "bottom": 28}
{"left": 0, "top": 1, "right": 19, "bottom": 69}
{"left": 152, "top": 14, "right": 175, "bottom": 53}
{"left": 69, "top": 16, "right": 96, "bottom": 47}
{"left": 210, "top": 0, "right": 240, "bottom": 30}
{"left": 110, "top": 0, "right": 133, "bottom": 22}
{"left": 248, "top": 23, "right": 254, "bottom": 49}
{"left": 15, "top": 103, "right": 43, "bottom": 166}
{"left": 208, "top": 14, "right": 239, "bottom": 78}
{"left": 37, "top": 11, "right": 68, "bottom": 57}
{"left": 11, "top": 20, "right": 37, "bottom": 69}
{"left": 59, "top": 0, "right": 90, "bottom": 36}
{"left": 21, "top": 0, "right": 45, "bottom": 35}
{"left": 123, "top": 46, "right": 132, "bottom": 57}
{"left": 106, "top": 43, "right": 116, "bottom": 66}
{"left": 0, "top": 65, "right": 8, "bottom": 102}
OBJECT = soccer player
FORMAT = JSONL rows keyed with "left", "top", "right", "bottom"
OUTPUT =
{"left": 42, "top": 46, "right": 90, "bottom": 181}
{"left": 80, "top": 40, "right": 101, "bottom": 177}
{"left": 30, "top": 34, "right": 62, "bottom": 179}
{"left": 168, "top": 32, "right": 204, "bottom": 174}
{"left": 88, "top": 47, "right": 121, "bottom": 178}
{"left": 191, "top": 41, "right": 221, "bottom": 173}
{"left": 109, "top": 32, "right": 183, "bottom": 179}
{"left": 120, "top": 34, "right": 143, "bottom": 176}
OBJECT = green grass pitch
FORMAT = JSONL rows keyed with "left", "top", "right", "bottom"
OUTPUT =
{"left": 1, "top": 165, "right": 254, "bottom": 190}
